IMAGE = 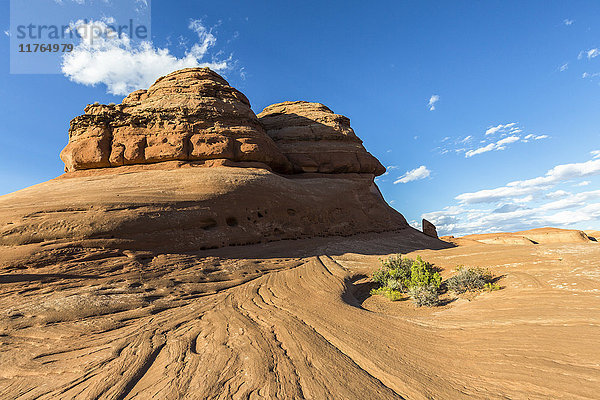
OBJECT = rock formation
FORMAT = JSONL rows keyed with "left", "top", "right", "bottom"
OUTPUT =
{"left": 257, "top": 101, "right": 385, "bottom": 174}
{"left": 422, "top": 218, "right": 438, "bottom": 238}
{"left": 2, "top": 67, "right": 414, "bottom": 252}
{"left": 60, "top": 68, "right": 292, "bottom": 173}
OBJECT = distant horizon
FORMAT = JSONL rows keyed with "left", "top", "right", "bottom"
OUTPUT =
{"left": 1, "top": 0, "right": 599, "bottom": 236}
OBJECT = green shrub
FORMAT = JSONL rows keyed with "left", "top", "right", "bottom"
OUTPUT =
{"left": 408, "top": 284, "right": 440, "bottom": 307}
{"left": 372, "top": 254, "right": 413, "bottom": 292}
{"left": 370, "top": 287, "right": 404, "bottom": 301}
{"left": 371, "top": 255, "right": 442, "bottom": 306}
{"left": 446, "top": 267, "right": 495, "bottom": 294}
{"left": 406, "top": 256, "right": 442, "bottom": 290}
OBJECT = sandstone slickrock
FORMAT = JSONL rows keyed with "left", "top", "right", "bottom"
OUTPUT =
{"left": 257, "top": 101, "right": 385, "bottom": 175}
{"left": 422, "top": 218, "right": 438, "bottom": 238}
{"left": 3, "top": 69, "right": 600, "bottom": 400}
{"left": 0, "top": 165, "right": 407, "bottom": 252}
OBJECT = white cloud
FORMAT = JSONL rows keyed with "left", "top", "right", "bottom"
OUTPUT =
{"left": 428, "top": 95, "right": 439, "bottom": 111}
{"left": 564, "top": 19, "right": 574, "bottom": 26}
{"left": 465, "top": 135, "right": 520, "bottom": 157}
{"left": 55, "top": 0, "right": 86, "bottom": 4}
{"left": 485, "top": 122, "right": 517, "bottom": 136}
{"left": 546, "top": 190, "right": 570, "bottom": 199}
{"left": 514, "top": 195, "right": 534, "bottom": 203}
{"left": 408, "top": 220, "right": 420, "bottom": 229}
{"left": 462, "top": 123, "right": 549, "bottom": 158}
{"left": 394, "top": 165, "right": 431, "bottom": 184}
{"left": 582, "top": 72, "right": 600, "bottom": 79}
{"left": 575, "top": 180, "right": 591, "bottom": 187}
{"left": 592, "top": 150, "right": 600, "bottom": 159}
{"left": 559, "top": 63, "right": 568, "bottom": 71}
{"left": 62, "top": 19, "right": 230, "bottom": 95}
{"left": 437, "top": 122, "right": 547, "bottom": 158}
{"left": 423, "top": 189, "right": 600, "bottom": 237}
{"left": 523, "top": 134, "right": 549, "bottom": 141}
{"left": 540, "top": 190, "right": 600, "bottom": 211}
{"left": 587, "top": 48, "right": 600, "bottom": 59}
{"left": 456, "top": 157, "right": 600, "bottom": 203}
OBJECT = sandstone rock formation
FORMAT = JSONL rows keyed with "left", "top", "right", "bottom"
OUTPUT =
{"left": 258, "top": 101, "right": 385, "bottom": 174}
{"left": 60, "top": 68, "right": 292, "bottom": 173}
{"left": 422, "top": 218, "right": 438, "bottom": 238}
{"left": 6, "top": 68, "right": 413, "bottom": 252}
{"left": 0, "top": 165, "right": 407, "bottom": 252}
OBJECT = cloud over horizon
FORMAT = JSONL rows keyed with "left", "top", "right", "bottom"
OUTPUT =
{"left": 422, "top": 155, "right": 600, "bottom": 236}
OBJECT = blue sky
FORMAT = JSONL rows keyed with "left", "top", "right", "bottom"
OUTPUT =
{"left": 1, "top": 0, "right": 600, "bottom": 235}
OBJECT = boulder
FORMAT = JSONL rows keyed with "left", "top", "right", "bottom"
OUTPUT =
{"left": 422, "top": 218, "right": 438, "bottom": 238}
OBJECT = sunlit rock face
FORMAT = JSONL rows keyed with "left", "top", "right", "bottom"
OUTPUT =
{"left": 60, "top": 68, "right": 292, "bottom": 173}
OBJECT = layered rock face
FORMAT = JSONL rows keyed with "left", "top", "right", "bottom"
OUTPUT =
{"left": 258, "top": 101, "right": 385, "bottom": 174}
{"left": 60, "top": 68, "right": 292, "bottom": 173}
{"left": 60, "top": 69, "right": 387, "bottom": 178}
{"left": 6, "top": 67, "right": 412, "bottom": 252}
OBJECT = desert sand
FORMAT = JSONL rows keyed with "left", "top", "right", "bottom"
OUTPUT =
{"left": 1, "top": 68, "right": 599, "bottom": 399}
{"left": 1, "top": 229, "right": 599, "bottom": 399}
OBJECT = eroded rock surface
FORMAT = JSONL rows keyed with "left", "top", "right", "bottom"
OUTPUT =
{"left": 60, "top": 68, "right": 292, "bottom": 173}
{"left": 258, "top": 101, "right": 385, "bottom": 175}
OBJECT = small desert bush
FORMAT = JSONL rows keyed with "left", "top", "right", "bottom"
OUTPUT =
{"left": 446, "top": 267, "right": 495, "bottom": 294}
{"left": 371, "top": 255, "right": 442, "bottom": 306}
{"left": 372, "top": 254, "right": 413, "bottom": 291}
{"left": 407, "top": 284, "right": 440, "bottom": 307}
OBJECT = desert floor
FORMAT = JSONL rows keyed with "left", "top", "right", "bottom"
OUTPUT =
{"left": 0, "top": 230, "right": 598, "bottom": 399}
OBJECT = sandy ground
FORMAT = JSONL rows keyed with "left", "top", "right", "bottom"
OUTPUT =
{"left": 0, "top": 230, "right": 599, "bottom": 399}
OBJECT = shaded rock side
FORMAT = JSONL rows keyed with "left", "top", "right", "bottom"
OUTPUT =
{"left": 422, "top": 218, "right": 438, "bottom": 238}
{"left": 257, "top": 101, "right": 385, "bottom": 175}
{"left": 60, "top": 68, "right": 292, "bottom": 173}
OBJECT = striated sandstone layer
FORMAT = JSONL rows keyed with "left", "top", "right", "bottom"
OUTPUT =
{"left": 0, "top": 165, "right": 406, "bottom": 252}
{"left": 258, "top": 101, "right": 385, "bottom": 175}
{"left": 0, "top": 231, "right": 599, "bottom": 399}
{"left": 60, "top": 68, "right": 292, "bottom": 173}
